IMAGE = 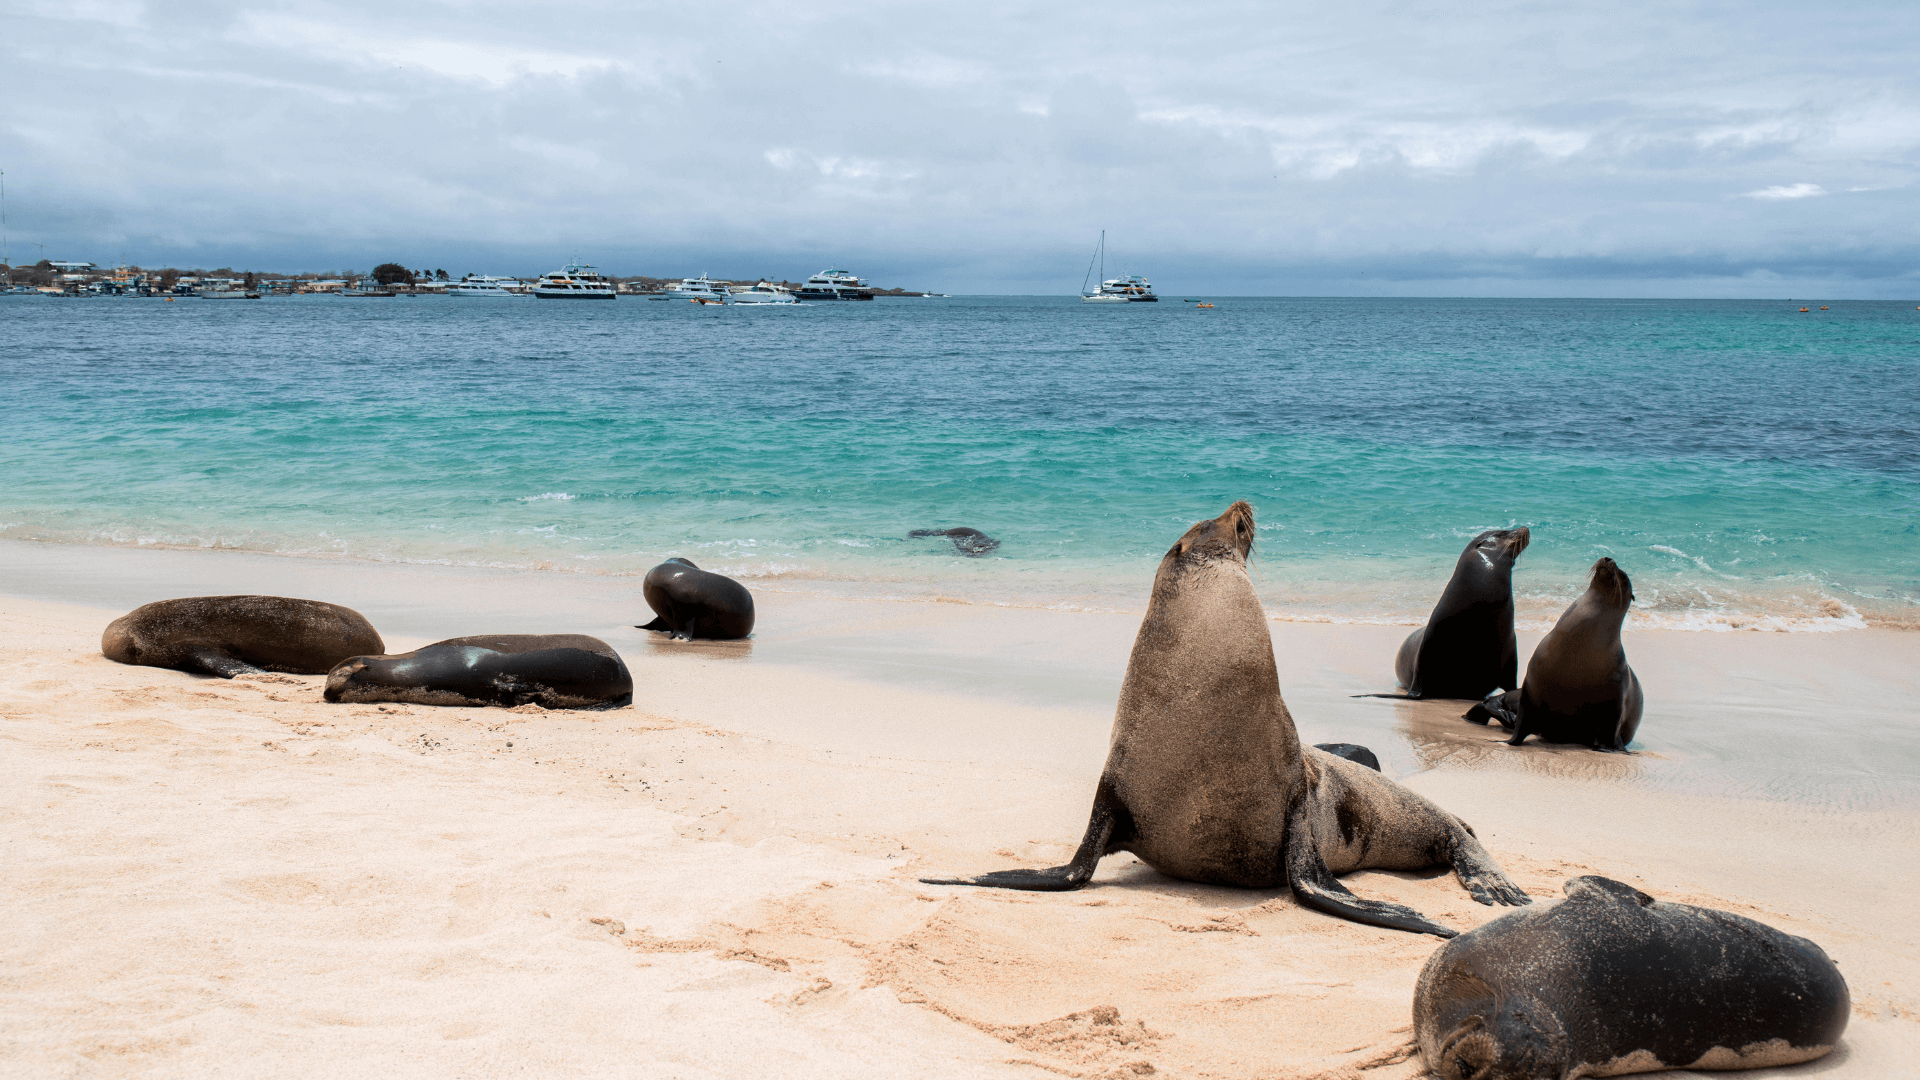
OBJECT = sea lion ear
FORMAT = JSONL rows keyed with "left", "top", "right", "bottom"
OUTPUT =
{"left": 1564, "top": 875, "right": 1655, "bottom": 907}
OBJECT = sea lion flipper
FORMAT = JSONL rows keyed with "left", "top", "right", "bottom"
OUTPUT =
{"left": 920, "top": 781, "right": 1125, "bottom": 892}
{"left": 1465, "top": 690, "right": 1521, "bottom": 729}
{"left": 635, "top": 617, "right": 670, "bottom": 633}
{"left": 1446, "top": 826, "right": 1532, "bottom": 907}
{"left": 184, "top": 646, "right": 266, "bottom": 679}
{"left": 1284, "top": 798, "right": 1455, "bottom": 937}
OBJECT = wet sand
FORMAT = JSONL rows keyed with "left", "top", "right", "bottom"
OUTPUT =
{"left": 2, "top": 543, "right": 1916, "bottom": 1078}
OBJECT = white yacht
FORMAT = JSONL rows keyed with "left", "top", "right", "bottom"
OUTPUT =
{"left": 1078, "top": 232, "right": 1156, "bottom": 302}
{"left": 666, "top": 274, "right": 732, "bottom": 302}
{"left": 728, "top": 281, "right": 798, "bottom": 305}
{"left": 447, "top": 274, "right": 525, "bottom": 297}
{"left": 796, "top": 269, "right": 874, "bottom": 301}
{"left": 532, "top": 263, "right": 617, "bottom": 299}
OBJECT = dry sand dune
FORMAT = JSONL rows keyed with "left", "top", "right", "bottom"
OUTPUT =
{"left": 2, "top": 589, "right": 1916, "bottom": 1079}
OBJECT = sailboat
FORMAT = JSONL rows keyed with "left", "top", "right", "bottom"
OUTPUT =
{"left": 1079, "top": 231, "right": 1131, "bottom": 303}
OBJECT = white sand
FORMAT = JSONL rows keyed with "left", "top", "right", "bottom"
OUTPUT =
{"left": 3, "top": 568, "right": 1917, "bottom": 1078}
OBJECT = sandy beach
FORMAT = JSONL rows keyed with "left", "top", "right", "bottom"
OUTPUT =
{"left": 3, "top": 543, "right": 1917, "bottom": 1079}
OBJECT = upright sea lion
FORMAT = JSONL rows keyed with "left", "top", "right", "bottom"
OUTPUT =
{"left": 325, "top": 634, "right": 632, "bottom": 710}
{"left": 1394, "top": 528, "right": 1529, "bottom": 699}
{"left": 1466, "top": 558, "right": 1643, "bottom": 750}
{"left": 1415, "top": 875, "right": 1850, "bottom": 1079}
{"left": 102, "top": 596, "right": 384, "bottom": 678}
{"left": 636, "top": 558, "right": 755, "bottom": 640}
{"left": 909, "top": 527, "right": 1001, "bottom": 555}
{"left": 922, "top": 502, "right": 1529, "bottom": 936}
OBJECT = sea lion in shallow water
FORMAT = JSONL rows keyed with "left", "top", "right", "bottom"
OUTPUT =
{"left": 102, "top": 596, "right": 383, "bottom": 678}
{"left": 909, "top": 527, "right": 1001, "bottom": 555}
{"left": 325, "top": 634, "right": 632, "bottom": 710}
{"left": 1395, "top": 527, "right": 1529, "bottom": 699}
{"left": 922, "top": 501, "right": 1528, "bottom": 936}
{"left": 1467, "top": 558, "right": 1643, "bottom": 750}
{"left": 1415, "top": 875, "right": 1849, "bottom": 1079}
{"left": 637, "top": 558, "right": 755, "bottom": 640}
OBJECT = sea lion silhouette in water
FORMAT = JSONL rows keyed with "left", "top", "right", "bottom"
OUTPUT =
{"left": 325, "top": 634, "right": 632, "bottom": 710}
{"left": 1415, "top": 875, "right": 1850, "bottom": 1079}
{"left": 636, "top": 558, "right": 755, "bottom": 640}
{"left": 1394, "top": 527, "right": 1529, "bottom": 699}
{"left": 102, "top": 596, "right": 384, "bottom": 678}
{"left": 909, "top": 527, "right": 1000, "bottom": 555}
{"left": 922, "top": 501, "right": 1528, "bottom": 936}
{"left": 1467, "top": 557, "right": 1643, "bottom": 750}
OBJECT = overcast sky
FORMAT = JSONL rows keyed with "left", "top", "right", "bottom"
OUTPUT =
{"left": 5, "top": 0, "right": 1917, "bottom": 295}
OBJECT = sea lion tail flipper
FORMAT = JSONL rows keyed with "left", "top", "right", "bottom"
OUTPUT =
{"left": 1283, "top": 799, "right": 1455, "bottom": 937}
{"left": 185, "top": 646, "right": 266, "bottom": 679}
{"left": 920, "top": 781, "right": 1124, "bottom": 892}
{"left": 1465, "top": 690, "right": 1521, "bottom": 728}
{"left": 1350, "top": 693, "right": 1416, "bottom": 700}
{"left": 1446, "top": 825, "right": 1532, "bottom": 907}
{"left": 636, "top": 617, "right": 670, "bottom": 632}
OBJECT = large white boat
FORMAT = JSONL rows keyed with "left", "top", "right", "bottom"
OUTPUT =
{"left": 532, "top": 263, "right": 617, "bottom": 299}
{"left": 728, "top": 281, "right": 798, "bottom": 305}
{"left": 795, "top": 269, "right": 874, "bottom": 301}
{"left": 1078, "top": 232, "right": 1157, "bottom": 302}
{"left": 447, "top": 274, "right": 525, "bottom": 297}
{"left": 665, "top": 274, "right": 732, "bottom": 302}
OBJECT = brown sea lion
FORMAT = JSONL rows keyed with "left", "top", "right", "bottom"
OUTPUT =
{"left": 325, "top": 634, "right": 633, "bottom": 710}
{"left": 1467, "top": 558, "right": 1643, "bottom": 750}
{"left": 922, "top": 501, "right": 1529, "bottom": 936}
{"left": 636, "top": 558, "right": 755, "bottom": 640}
{"left": 1415, "top": 875, "right": 1849, "bottom": 1078}
{"left": 102, "top": 595, "right": 384, "bottom": 678}
{"left": 1394, "top": 527, "right": 1530, "bottom": 699}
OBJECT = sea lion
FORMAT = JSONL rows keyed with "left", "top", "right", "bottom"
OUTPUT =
{"left": 1466, "top": 558, "right": 1643, "bottom": 750}
{"left": 921, "top": 501, "right": 1529, "bottom": 936}
{"left": 324, "top": 634, "right": 632, "bottom": 710}
{"left": 1415, "top": 875, "right": 1850, "bottom": 1079}
{"left": 909, "top": 527, "right": 1001, "bottom": 555}
{"left": 636, "top": 558, "right": 755, "bottom": 640}
{"left": 1312, "top": 742, "right": 1381, "bottom": 771}
{"left": 1394, "top": 528, "right": 1529, "bottom": 699}
{"left": 102, "top": 595, "right": 384, "bottom": 678}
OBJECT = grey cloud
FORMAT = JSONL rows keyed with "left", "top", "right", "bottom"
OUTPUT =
{"left": 2, "top": 0, "right": 1915, "bottom": 295}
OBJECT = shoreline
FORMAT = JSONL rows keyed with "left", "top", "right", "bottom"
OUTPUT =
{"left": 3, "top": 542, "right": 1917, "bottom": 1076}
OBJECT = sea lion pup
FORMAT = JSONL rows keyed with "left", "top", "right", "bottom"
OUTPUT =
{"left": 1466, "top": 558, "right": 1643, "bottom": 750}
{"left": 922, "top": 501, "right": 1528, "bottom": 936}
{"left": 1394, "top": 527, "right": 1530, "bottom": 699}
{"left": 102, "top": 596, "right": 383, "bottom": 678}
{"left": 1415, "top": 875, "right": 1850, "bottom": 1079}
{"left": 908, "top": 527, "right": 1001, "bottom": 555}
{"left": 636, "top": 558, "right": 755, "bottom": 640}
{"left": 325, "top": 634, "right": 632, "bottom": 710}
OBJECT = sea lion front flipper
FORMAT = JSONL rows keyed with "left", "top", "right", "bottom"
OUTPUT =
{"left": 1445, "top": 824, "right": 1532, "bottom": 907}
{"left": 635, "top": 617, "right": 670, "bottom": 633}
{"left": 1464, "top": 689, "right": 1520, "bottom": 728}
{"left": 920, "top": 780, "right": 1127, "bottom": 892}
{"left": 1284, "top": 797, "right": 1455, "bottom": 937}
{"left": 184, "top": 646, "right": 266, "bottom": 679}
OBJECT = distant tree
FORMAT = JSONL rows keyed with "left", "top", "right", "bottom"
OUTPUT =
{"left": 159, "top": 269, "right": 179, "bottom": 292}
{"left": 371, "top": 263, "right": 411, "bottom": 285}
{"left": 243, "top": 271, "right": 258, "bottom": 288}
{"left": 435, "top": 268, "right": 448, "bottom": 280}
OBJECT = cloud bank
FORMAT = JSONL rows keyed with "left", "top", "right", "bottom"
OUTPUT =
{"left": 3, "top": 0, "right": 1916, "bottom": 295}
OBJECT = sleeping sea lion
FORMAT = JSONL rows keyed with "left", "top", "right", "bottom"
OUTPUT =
{"left": 909, "top": 527, "right": 1001, "bottom": 555}
{"left": 324, "top": 634, "right": 632, "bottom": 710}
{"left": 1395, "top": 527, "right": 1529, "bottom": 699}
{"left": 1466, "top": 558, "right": 1643, "bottom": 750}
{"left": 1312, "top": 742, "right": 1382, "bottom": 771}
{"left": 1415, "top": 875, "right": 1850, "bottom": 1079}
{"left": 102, "top": 595, "right": 384, "bottom": 678}
{"left": 637, "top": 558, "right": 755, "bottom": 640}
{"left": 922, "top": 501, "right": 1529, "bottom": 936}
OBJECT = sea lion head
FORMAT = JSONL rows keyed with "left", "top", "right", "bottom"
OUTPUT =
{"left": 1472, "top": 526, "right": 1530, "bottom": 564}
{"left": 1162, "top": 500, "right": 1256, "bottom": 571}
{"left": 1433, "top": 995, "right": 1567, "bottom": 1080}
{"left": 1587, "top": 557, "right": 1634, "bottom": 607}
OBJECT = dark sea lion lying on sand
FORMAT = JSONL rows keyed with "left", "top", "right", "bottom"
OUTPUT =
{"left": 1415, "top": 875, "right": 1850, "bottom": 1079}
{"left": 909, "top": 527, "right": 1001, "bottom": 555}
{"left": 922, "top": 501, "right": 1528, "bottom": 936}
{"left": 1311, "top": 742, "right": 1381, "bottom": 771}
{"left": 325, "top": 634, "right": 632, "bottom": 710}
{"left": 637, "top": 558, "right": 755, "bottom": 640}
{"left": 1468, "top": 557, "right": 1643, "bottom": 750}
{"left": 1395, "top": 527, "right": 1529, "bottom": 699}
{"left": 102, "top": 595, "right": 384, "bottom": 678}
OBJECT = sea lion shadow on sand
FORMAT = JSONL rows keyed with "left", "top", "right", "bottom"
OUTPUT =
{"left": 921, "top": 501, "right": 1530, "bottom": 937}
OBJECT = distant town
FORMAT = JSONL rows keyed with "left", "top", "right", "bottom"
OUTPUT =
{"left": 0, "top": 260, "right": 936, "bottom": 299}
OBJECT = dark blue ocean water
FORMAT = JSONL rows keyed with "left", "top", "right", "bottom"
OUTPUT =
{"left": 3, "top": 294, "right": 1915, "bottom": 626}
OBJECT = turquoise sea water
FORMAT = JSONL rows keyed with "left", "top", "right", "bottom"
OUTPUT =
{"left": 2, "top": 295, "right": 1915, "bottom": 628}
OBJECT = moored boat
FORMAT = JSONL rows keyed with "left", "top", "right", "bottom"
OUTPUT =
{"left": 728, "top": 281, "right": 798, "bottom": 305}
{"left": 532, "top": 263, "right": 618, "bottom": 299}
{"left": 795, "top": 269, "right": 873, "bottom": 301}
{"left": 666, "top": 274, "right": 732, "bottom": 302}
{"left": 447, "top": 274, "right": 525, "bottom": 297}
